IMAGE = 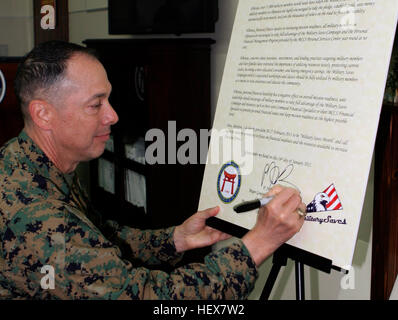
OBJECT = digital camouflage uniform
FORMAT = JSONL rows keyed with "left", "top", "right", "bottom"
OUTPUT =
{"left": 0, "top": 131, "right": 258, "bottom": 299}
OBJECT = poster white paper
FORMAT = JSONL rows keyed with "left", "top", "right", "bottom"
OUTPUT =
{"left": 199, "top": 0, "right": 398, "bottom": 269}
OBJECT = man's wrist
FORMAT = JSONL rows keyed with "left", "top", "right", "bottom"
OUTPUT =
{"left": 242, "top": 230, "right": 277, "bottom": 267}
{"left": 173, "top": 225, "right": 186, "bottom": 253}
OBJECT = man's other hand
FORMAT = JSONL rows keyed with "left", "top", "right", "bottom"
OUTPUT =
{"left": 173, "top": 207, "right": 231, "bottom": 253}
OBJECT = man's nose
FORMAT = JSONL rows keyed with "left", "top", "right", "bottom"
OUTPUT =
{"left": 103, "top": 102, "right": 119, "bottom": 126}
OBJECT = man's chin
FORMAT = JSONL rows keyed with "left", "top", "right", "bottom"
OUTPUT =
{"left": 82, "top": 147, "right": 106, "bottom": 162}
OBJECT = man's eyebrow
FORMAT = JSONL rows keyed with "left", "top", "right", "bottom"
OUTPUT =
{"left": 85, "top": 93, "right": 107, "bottom": 103}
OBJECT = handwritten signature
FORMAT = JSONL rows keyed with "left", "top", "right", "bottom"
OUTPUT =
{"left": 261, "top": 161, "right": 299, "bottom": 191}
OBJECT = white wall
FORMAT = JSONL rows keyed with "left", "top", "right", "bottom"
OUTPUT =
{"left": 0, "top": 0, "right": 34, "bottom": 56}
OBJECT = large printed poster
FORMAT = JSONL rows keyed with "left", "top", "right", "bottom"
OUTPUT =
{"left": 199, "top": 0, "right": 398, "bottom": 269}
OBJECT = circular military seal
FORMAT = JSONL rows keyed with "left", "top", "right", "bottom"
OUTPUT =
{"left": 217, "top": 161, "right": 241, "bottom": 203}
{"left": 0, "top": 69, "right": 5, "bottom": 104}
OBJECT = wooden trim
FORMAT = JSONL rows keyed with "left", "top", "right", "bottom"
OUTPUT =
{"left": 371, "top": 103, "right": 398, "bottom": 299}
{"left": 33, "top": 0, "right": 69, "bottom": 45}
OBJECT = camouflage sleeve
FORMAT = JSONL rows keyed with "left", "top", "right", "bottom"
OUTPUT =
{"left": 104, "top": 220, "right": 184, "bottom": 266}
{"left": 141, "top": 240, "right": 259, "bottom": 299}
{"left": 2, "top": 203, "right": 258, "bottom": 299}
{"left": 112, "top": 223, "right": 184, "bottom": 266}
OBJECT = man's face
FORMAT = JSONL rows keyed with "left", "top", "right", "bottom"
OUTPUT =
{"left": 50, "top": 53, "right": 118, "bottom": 163}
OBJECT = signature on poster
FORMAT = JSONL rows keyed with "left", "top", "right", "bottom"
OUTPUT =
{"left": 260, "top": 161, "right": 299, "bottom": 191}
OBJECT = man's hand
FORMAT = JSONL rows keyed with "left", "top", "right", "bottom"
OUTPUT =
{"left": 242, "top": 185, "right": 306, "bottom": 267}
{"left": 173, "top": 207, "right": 231, "bottom": 253}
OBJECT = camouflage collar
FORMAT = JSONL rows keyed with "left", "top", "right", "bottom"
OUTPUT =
{"left": 17, "top": 130, "right": 75, "bottom": 197}
{"left": 13, "top": 131, "right": 96, "bottom": 230}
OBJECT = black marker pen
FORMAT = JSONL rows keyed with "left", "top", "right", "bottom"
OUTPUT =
{"left": 233, "top": 196, "right": 274, "bottom": 213}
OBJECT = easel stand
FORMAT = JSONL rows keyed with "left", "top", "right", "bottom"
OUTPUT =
{"left": 205, "top": 217, "right": 347, "bottom": 300}
{"left": 260, "top": 244, "right": 345, "bottom": 300}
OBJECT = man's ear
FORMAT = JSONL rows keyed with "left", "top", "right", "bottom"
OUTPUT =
{"left": 28, "top": 100, "right": 55, "bottom": 130}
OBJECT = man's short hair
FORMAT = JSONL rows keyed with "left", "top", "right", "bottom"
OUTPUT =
{"left": 14, "top": 40, "right": 98, "bottom": 121}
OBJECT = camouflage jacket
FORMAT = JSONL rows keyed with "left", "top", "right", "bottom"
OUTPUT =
{"left": 0, "top": 131, "right": 258, "bottom": 299}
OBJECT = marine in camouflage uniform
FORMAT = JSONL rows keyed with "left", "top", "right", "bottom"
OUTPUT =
{"left": 0, "top": 131, "right": 258, "bottom": 299}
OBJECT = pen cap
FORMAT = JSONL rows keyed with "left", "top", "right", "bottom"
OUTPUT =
{"left": 233, "top": 199, "right": 261, "bottom": 213}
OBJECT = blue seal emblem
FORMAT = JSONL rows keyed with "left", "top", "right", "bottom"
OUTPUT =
{"left": 217, "top": 161, "right": 241, "bottom": 203}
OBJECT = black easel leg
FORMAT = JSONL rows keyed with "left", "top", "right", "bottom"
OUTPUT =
{"left": 260, "top": 262, "right": 282, "bottom": 300}
{"left": 260, "top": 247, "right": 288, "bottom": 300}
{"left": 295, "top": 261, "right": 305, "bottom": 300}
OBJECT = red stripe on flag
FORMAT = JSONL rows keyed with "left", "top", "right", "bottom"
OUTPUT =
{"left": 322, "top": 184, "right": 343, "bottom": 211}
{"left": 333, "top": 203, "right": 342, "bottom": 210}
{"left": 326, "top": 194, "right": 338, "bottom": 208}
{"left": 325, "top": 187, "right": 335, "bottom": 197}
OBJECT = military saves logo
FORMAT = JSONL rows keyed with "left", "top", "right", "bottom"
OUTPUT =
{"left": 305, "top": 183, "right": 346, "bottom": 225}
{"left": 217, "top": 161, "right": 241, "bottom": 203}
{"left": 306, "top": 183, "right": 343, "bottom": 213}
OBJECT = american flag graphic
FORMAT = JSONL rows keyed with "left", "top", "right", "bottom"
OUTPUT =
{"left": 323, "top": 184, "right": 342, "bottom": 211}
